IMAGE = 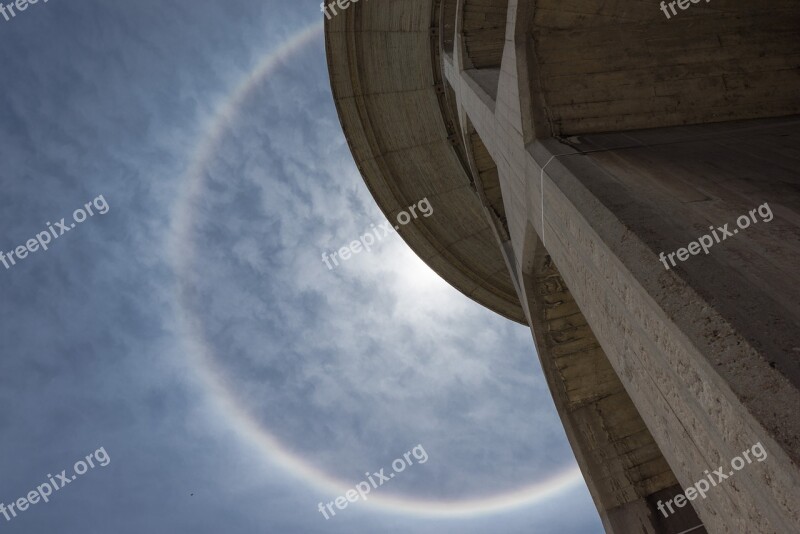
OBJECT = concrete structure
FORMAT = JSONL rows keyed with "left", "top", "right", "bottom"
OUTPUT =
{"left": 325, "top": 1, "right": 800, "bottom": 532}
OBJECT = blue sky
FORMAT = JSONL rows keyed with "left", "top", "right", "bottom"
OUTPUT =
{"left": 0, "top": 1, "right": 602, "bottom": 532}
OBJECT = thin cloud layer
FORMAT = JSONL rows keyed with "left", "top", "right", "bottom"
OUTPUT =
{"left": 0, "top": 1, "right": 602, "bottom": 533}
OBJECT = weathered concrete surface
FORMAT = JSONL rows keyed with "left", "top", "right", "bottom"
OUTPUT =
{"left": 526, "top": 0, "right": 800, "bottom": 136}
{"left": 325, "top": 1, "right": 525, "bottom": 323}
{"left": 524, "top": 242, "right": 705, "bottom": 533}
{"left": 326, "top": 1, "right": 800, "bottom": 532}
{"left": 524, "top": 123, "right": 800, "bottom": 534}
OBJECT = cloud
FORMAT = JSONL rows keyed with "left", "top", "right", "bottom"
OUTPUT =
{"left": 0, "top": 1, "right": 601, "bottom": 532}
{"left": 176, "top": 27, "right": 581, "bottom": 504}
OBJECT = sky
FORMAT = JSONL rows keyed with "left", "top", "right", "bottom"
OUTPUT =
{"left": 0, "top": 1, "right": 603, "bottom": 532}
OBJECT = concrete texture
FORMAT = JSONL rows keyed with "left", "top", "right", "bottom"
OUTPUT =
{"left": 326, "top": 1, "right": 800, "bottom": 532}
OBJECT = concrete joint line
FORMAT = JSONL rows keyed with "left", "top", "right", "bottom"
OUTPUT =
{"left": 540, "top": 155, "right": 558, "bottom": 246}
{"left": 537, "top": 141, "right": 654, "bottom": 247}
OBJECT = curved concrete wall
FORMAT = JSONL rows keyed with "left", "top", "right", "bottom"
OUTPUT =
{"left": 327, "top": 1, "right": 800, "bottom": 532}
{"left": 325, "top": 0, "right": 526, "bottom": 323}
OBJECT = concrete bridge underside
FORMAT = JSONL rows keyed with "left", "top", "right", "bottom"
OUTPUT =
{"left": 326, "top": 1, "right": 800, "bottom": 532}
